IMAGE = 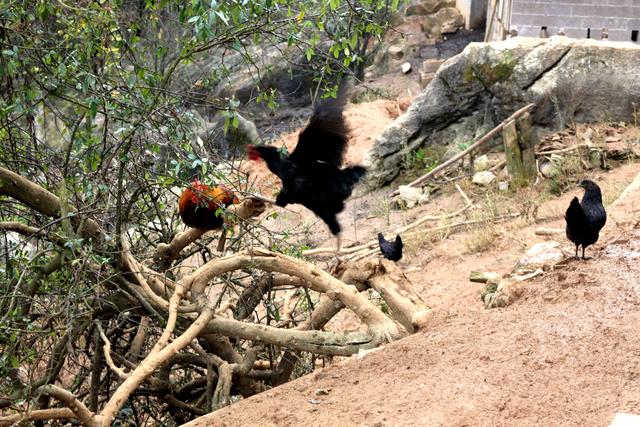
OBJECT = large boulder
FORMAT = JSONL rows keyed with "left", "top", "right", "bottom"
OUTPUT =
{"left": 365, "top": 37, "right": 640, "bottom": 186}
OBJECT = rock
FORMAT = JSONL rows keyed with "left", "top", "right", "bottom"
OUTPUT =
{"left": 204, "top": 113, "right": 261, "bottom": 159}
{"left": 422, "top": 58, "right": 444, "bottom": 73}
{"left": 406, "top": 0, "right": 456, "bottom": 16}
{"left": 401, "top": 62, "right": 412, "bottom": 74}
{"left": 395, "top": 185, "right": 429, "bottom": 208}
{"left": 472, "top": 171, "right": 496, "bottom": 185}
{"left": 420, "top": 71, "right": 436, "bottom": 88}
{"left": 513, "top": 241, "right": 569, "bottom": 274}
{"left": 365, "top": 37, "right": 640, "bottom": 187}
{"left": 538, "top": 160, "right": 560, "bottom": 178}
{"left": 472, "top": 154, "right": 490, "bottom": 172}
{"left": 610, "top": 413, "right": 640, "bottom": 427}
{"left": 441, "top": 14, "right": 464, "bottom": 35}
{"left": 419, "top": 45, "right": 439, "bottom": 58}
{"left": 498, "top": 181, "right": 509, "bottom": 191}
{"left": 421, "top": 8, "right": 464, "bottom": 37}
{"left": 388, "top": 45, "right": 404, "bottom": 60}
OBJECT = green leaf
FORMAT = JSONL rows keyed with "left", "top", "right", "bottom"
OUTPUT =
{"left": 57, "top": 62, "right": 67, "bottom": 78}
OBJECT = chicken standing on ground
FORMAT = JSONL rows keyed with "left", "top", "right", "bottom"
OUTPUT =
{"left": 246, "top": 86, "right": 366, "bottom": 253}
{"left": 565, "top": 179, "right": 607, "bottom": 260}
{"left": 378, "top": 233, "right": 403, "bottom": 262}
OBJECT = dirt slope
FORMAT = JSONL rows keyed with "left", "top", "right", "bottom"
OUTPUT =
{"left": 185, "top": 163, "right": 640, "bottom": 426}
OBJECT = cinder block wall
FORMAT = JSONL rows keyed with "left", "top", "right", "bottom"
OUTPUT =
{"left": 510, "top": 0, "right": 640, "bottom": 42}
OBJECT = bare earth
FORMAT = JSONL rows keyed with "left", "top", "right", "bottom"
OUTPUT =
{"left": 188, "top": 101, "right": 640, "bottom": 426}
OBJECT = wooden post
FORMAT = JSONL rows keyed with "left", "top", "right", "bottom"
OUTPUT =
{"left": 503, "top": 113, "right": 537, "bottom": 187}
{"left": 517, "top": 112, "right": 537, "bottom": 182}
{"left": 502, "top": 119, "right": 525, "bottom": 186}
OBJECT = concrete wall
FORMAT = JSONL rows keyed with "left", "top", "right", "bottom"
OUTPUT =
{"left": 457, "top": 0, "right": 488, "bottom": 29}
{"left": 510, "top": 0, "right": 640, "bottom": 42}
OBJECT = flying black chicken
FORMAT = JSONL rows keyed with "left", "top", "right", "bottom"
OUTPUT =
{"left": 565, "top": 179, "right": 607, "bottom": 260}
{"left": 378, "top": 233, "right": 403, "bottom": 262}
{"left": 246, "top": 86, "right": 366, "bottom": 252}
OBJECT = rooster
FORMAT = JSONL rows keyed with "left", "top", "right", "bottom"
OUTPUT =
{"left": 565, "top": 179, "right": 607, "bottom": 259}
{"left": 178, "top": 179, "right": 239, "bottom": 229}
{"left": 246, "top": 86, "right": 366, "bottom": 253}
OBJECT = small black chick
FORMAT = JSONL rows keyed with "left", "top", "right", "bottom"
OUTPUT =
{"left": 565, "top": 179, "right": 607, "bottom": 260}
{"left": 378, "top": 233, "right": 403, "bottom": 262}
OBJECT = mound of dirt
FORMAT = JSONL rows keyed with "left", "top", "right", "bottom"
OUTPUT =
{"left": 186, "top": 164, "right": 640, "bottom": 426}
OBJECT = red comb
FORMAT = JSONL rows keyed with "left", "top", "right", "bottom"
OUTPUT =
{"left": 246, "top": 144, "right": 262, "bottom": 161}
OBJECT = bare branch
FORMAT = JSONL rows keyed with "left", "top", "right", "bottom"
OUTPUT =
{"left": 96, "top": 322, "right": 130, "bottom": 380}
{"left": 99, "top": 307, "right": 215, "bottom": 426}
{"left": 152, "top": 197, "right": 266, "bottom": 269}
{"left": 0, "top": 408, "right": 76, "bottom": 426}
{"left": 0, "top": 166, "right": 103, "bottom": 241}
{"left": 37, "top": 385, "right": 98, "bottom": 426}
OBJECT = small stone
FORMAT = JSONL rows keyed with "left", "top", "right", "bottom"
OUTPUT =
{"left": 539, "top": 161, "right": 560, "bottom": 178}
{"left": 315, "top": 388, "right": 331, "bottom": 396}
{"left": 472, "top": 154, "right": 490, "bottom": 172}
{"left": 472, "top": 171, "right": 496, "bottom": 186}
{"left": 420, "top": 71, "right": 436, "bottom": 88}
{"left": 498, "top": 181, "right": 509, "bottom": 192}
{"left": 396, "top": 185, "right": 429, "bottom": 208}
{"left": 388, "top": 45, "right": 404, "bottom": 60}
{"left": 401, "top": 62, "right": 412, "bottom": 74}
{"left": 422, "top": 59, "right": 444, "bottom": 73}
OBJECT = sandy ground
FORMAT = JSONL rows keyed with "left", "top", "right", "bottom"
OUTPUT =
{"left": 186, "top": 100, "right": 640, "bottom": 426}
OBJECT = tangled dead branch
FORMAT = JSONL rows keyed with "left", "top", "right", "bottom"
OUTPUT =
{"left": 0, "top": 164, "right": 431, "bottom": 426}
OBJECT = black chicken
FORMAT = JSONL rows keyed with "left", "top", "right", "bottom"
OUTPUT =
{"left": 378, "top": 233, "right": 403, "bottom": 262}
{"left": 565, "top": 179, "right": 607, "bottom": 260}
{"left": 247, "top": 86, "right": 366, "bottom": 252}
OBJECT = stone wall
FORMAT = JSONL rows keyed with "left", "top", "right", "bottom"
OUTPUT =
{"left": 510, "top": 0, "right": 640, "bottom": 41}
{"left": 364, "top": 37, "right": 640, "bottom": 186}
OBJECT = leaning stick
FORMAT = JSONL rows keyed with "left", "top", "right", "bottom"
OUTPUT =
{"left": 303, "top": 185, "right": 473, "bottom": 256}
{"left": 391, "top": 103, "right": 536, "bottom": 196}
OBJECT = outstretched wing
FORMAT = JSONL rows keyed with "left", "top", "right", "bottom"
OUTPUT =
{"left": 289, "top": 84, "right": 350, "bottom": 167}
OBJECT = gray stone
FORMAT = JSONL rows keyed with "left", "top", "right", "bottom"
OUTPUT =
{"left": 364, "top": 37, "right": 640, "bottom": 186}
{"left": 406, "top": 0, "right": 456, "bottom": 16}
{"left": 538, "top": 160, "right": 560, "bottom": 178}
{"left": 422, "top": 58, "right": 445, "bottom": 73}
{"left": 513, "top": 241, "right": 568, "bottom": 274}
{"left": 472, "top": 154, "right": 490, "bottom": 172}
{"left": 421, "top": 8, "right": 464, "bottom": 37}
{"left": 472, "top": 171, "right": 496, "bottom": 185}
{"left": 388, "top": 45, "right": 405, "bottom": 60}
{"left": 203, "top": 113, "right": 261, "bottom": 159}
{"left": 420, "top": 71, "right": 436, "bottom": 88}
{"left": 394, "top": 185, "right": 430, "bottom": 208}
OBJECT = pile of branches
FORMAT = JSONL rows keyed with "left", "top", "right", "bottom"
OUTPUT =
{"left": 0, "top": 166, "right": 430, "bottom": 425}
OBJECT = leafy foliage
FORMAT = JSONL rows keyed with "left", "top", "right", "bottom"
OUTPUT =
{"left": 0, "top": 0, "right": 397, "bottom": 423}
